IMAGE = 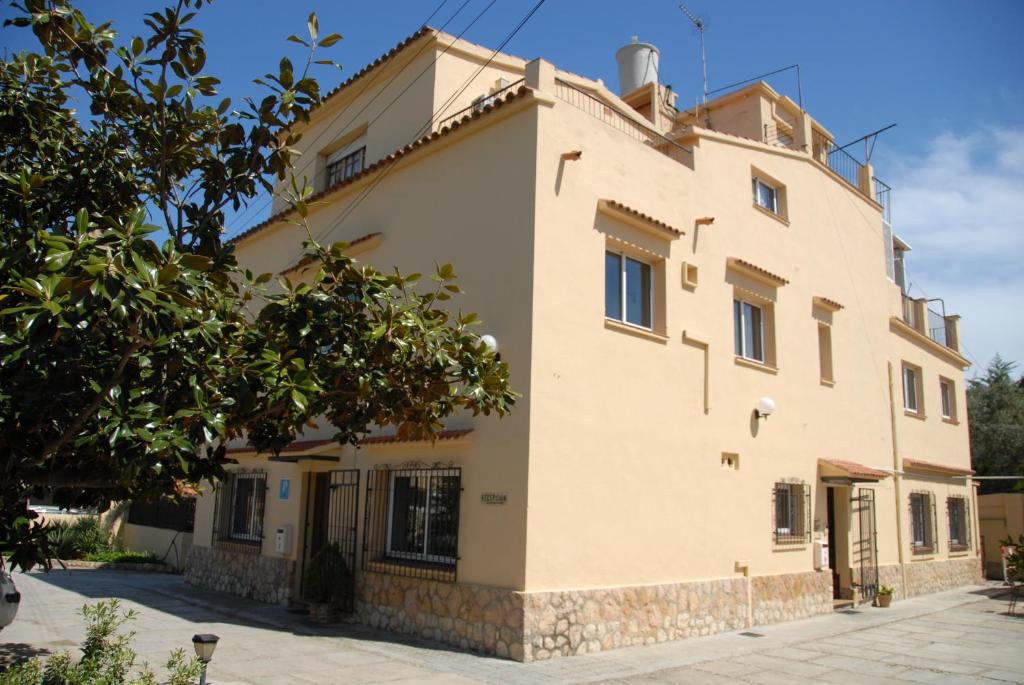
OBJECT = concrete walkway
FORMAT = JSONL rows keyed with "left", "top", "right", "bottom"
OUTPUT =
{"left": 2, "top": 569, "right": 1022, "bottom": 684}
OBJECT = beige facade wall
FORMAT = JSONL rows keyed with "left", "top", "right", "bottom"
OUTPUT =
{"left": 193, "top": 37, "right": 982, "bottom": 660}
{"left": 119, "top": 524, "right": 193, "bottom": 571}
{"left": 979, "top": 493, "right": 1024, "bottom": 578}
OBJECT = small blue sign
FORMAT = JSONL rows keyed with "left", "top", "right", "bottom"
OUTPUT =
{"left": 279, "top": 478, "right": 291, "bottom": 501}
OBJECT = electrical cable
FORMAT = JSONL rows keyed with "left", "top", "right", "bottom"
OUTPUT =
{"left": 224, "top": 0, "right": 473, "bottom": 236}
{"left": 312, "top": 0, "right": 548, "bottom": 250}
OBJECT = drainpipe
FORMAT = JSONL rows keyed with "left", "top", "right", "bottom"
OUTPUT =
{"left": 887, "top": 362, "right": 909, "bottom": 597}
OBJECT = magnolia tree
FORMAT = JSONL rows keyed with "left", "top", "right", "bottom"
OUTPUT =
{"left": 0, "top": 0, "right": 516, "bottom": 571}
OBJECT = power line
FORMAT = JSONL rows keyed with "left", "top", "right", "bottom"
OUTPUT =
{"left": 224, "top": 0, "right": 473, "bottom": 236}
{"left": 311, "top": 0, "right": 548, "bottom": 250}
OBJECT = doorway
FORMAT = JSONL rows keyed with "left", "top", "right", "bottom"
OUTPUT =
{"left": 827, "top": 487, "right": 840, "bottom": 599}
{"left": 298, "top": 469, "right": 360, "bottom": 611}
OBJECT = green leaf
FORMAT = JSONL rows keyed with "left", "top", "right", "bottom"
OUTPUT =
{"left": 318, "top": 33, "right": 342, "bottom": 48}
{"left": 306, "top": 12, "right": 318, "bottom": 41}
{"left": 131, "top": 35, "right": 144, "bottom": 56}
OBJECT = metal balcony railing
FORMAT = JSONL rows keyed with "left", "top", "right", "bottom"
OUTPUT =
{"left": 554, "top": 79, "right": 694, "bottom": 167}
{"left": 874, "top": 177, "right": 892, "bottom": 225}
{"left": 812, "top": 129, "right": 863, "bottom": 189}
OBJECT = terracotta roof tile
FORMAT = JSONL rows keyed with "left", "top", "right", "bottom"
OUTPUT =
{"left": 231, "top": 86, "right": 530, "bottom": 245}
{"left": 819, "top": 458, "right": 890, "bottom": 480}
{"left": 359, "top": 428, "right": 473, "bottom": 446}
{"left": 278, "top": 232, "right": 381, "bottom": 275}
{"left": 813, "top": 295, "right": 844, "bottom": 312}
{"left": 727, "top": 257, "right": 790, "bottom": 286}
{"left": 226, "top": 438, "right": 334, "bottom": 455}
{"left": 599, "top": 199, "right": 684, "bottom": 238}
{"left": 903, "top": 458, "right": 975, "bottom": 477}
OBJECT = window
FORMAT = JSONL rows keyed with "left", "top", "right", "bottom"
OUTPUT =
{"left": 128, "top": 496, "right": 196, "bottom": 532}
{"left": 902, "top": 363, "right": 923, "bottom": 415}
{"left": 325, "top": 146, "right": 366, "bottom": 187}
{"left": 818, "top": 323, "right": 834, "bottom": 384}
{"left": 773, "top": 482, "right": 810, "bottom": 545}
{"left": 734, "top": 299, "right": 765, "bottom": 363}
{"left": 215, "top": 470, "right": 267, "bottom": 547}
{"left": 909, "top": 491, "right": 935, "bottom": 553}
{"left": 947, "top": 496, "right": 970, "bottom": 551}
{"left": 363, "top": 467, "right": 461, "bottom": 581}
{"left": 606, "top": 251, "right": 652, "bottom": 329}
{"left": 940, "top": 377, "right": 957, "bottom": 421}
{"left": 752, "top": 177, "right": 778, "bottom": 213}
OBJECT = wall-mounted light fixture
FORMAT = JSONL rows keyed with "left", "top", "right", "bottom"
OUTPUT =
{"left": 479, "top": 334, "right": 501, "bottom": 362}
{"left": 755, "top": 396, "right": 775, "bottom": 421}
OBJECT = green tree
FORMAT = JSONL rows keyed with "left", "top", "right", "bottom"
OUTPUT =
{"left": 967, "top": 356, "right": 1024, "bottom": 494}
{"left": 1, "top": 0, "right": 515, "bottom": 571}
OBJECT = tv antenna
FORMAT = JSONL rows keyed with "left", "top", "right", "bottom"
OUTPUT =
{"left": 679, "top": 4, "right": 708, "bottom": 104}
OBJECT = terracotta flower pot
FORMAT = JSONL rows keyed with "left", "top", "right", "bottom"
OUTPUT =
{"left": 877, "top": 594, "right": 892, "bottom": 608}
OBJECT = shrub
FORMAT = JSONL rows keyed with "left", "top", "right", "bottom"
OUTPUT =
{"left": 82, "top": 550, "right": 159, "bottom": 564}
{"left": 0, "top": 600, "right": 201, "bottom": 685}
{"left": 303, "top": 543, "right": 351, "bottom": 607}
{"left": 45, "top": 517, "right": 108, "bottom": 560}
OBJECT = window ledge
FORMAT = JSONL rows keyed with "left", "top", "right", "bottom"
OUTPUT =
{"left": 752, "top": 202, "right": 790, "bottom": 226}
{"left": 820, "top": 378, "right": 835, "bottom": 388}
{"left": 605, "top": 319, "right": 669, "bottom": 343}
{"left": 942, "top": 417, "right": 960, "bottom": 426}
{"left": 734, "top": 356, "right": 778, "bottom": 374}
{"left": 911, "top": 547, "right": 935, "bottom": 558}
{"left": 949, "top": 549, "right": 970, "bottom": 557}
{"left": 904, "top": 410, "right": 927, "bottom": 421}
{"left": 772, "top": 544, "right": 808, "bottom": 552}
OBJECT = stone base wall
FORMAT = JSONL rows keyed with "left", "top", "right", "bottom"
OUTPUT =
{"left": 185, "top": 545, "right": 294, "bottom": 605}
{"left": 751, "top": 570, "right": 833, "bottom": 625}
{"left": 356, "top": 570, "right": 831, "bottom": 662}
{"left": 521, "top": 578, "right": 749, "bottom": 660}
{"left": 871, "top": 557, "right": 983, "bottom": 602}
{"left": 356, "top": 572, "right": 525, "bottom": 660}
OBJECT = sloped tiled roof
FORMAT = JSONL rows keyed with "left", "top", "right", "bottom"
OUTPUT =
{"left": 903, "top": 458, "right": 975, "bottom": 477}
{"left": 599, "top": 199, "right": 684, "bottom": 238}
{"left": 819, "top": 458, "right": 889, "bottom": 480}
{"left": 359, "top": 428, "right": 473, "bottom": 446}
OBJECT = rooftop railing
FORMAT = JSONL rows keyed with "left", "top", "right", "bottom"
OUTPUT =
{"left": 435, "top": 79, "right": 525, "bottom": 133}
{"left": 554, "top": 78, "right": 694, "bottom": 167}
{"left": 874, "top": 177, "right": 892, "bottom": 225}
{"left": 901, "top": 294, "right": 960, "bottom": 352}
{"left": 812, "top": 128, "right": 863, "bottom": 189}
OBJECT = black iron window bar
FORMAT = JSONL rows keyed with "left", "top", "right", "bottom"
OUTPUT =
{"left": 772, "top": 482, "right": 812, "bottom": 545}
{"left": 212, "top": 470, "right": 268, "bottom": 552}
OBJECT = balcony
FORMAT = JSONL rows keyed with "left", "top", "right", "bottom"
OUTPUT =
{"left": 901, "top": 294, "right": 961, "bottom": 353}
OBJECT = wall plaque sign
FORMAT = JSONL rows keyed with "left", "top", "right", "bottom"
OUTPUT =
{"left": 481, "top": 492, "right": 508, "bottom": 505}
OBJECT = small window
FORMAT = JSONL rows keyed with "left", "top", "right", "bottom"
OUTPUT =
{"left": 215, "top": 471, "right": 267, "bottom": 548}
{"left": 939, "top": 377, "right": 957, "bottom": 421}
{"left": 902, "top": 363, "right": 923, "bottom": 415}
{"left": 818, "top": 323, "right": 834, "bottom": 384}
{"left": 325, "top": 145, "right": 366, "bottom": 187}
{"left": 606, "top": 251, "right": 653, "bottom": 329}
{"left": 773, "top": 482, "right": 810, "bottom": 545}
{"left": 734, "top": 298, "right": 765, "bottom": 363}
{"left": 752, "top": 177, "right": 778, "bottom": 213}
{"left": 947, "top": 496, "right": 970, "bottom": 551}
{"left": 909, "top": 491, "right": 935, "bottom": 553}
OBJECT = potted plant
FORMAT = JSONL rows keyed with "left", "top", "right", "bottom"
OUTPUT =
{"left": 877, "top": 585, "right": 895, "bottom": 608}
{"left": 303, "top": 543, "right": 351, "bottom": 624}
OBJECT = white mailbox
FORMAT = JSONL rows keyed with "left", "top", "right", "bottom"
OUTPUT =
{"left": 275, "top": 524, "right": 293, "bottom": 555}
{"left": 813, "top": 539, "right": 829, "bottom": 570}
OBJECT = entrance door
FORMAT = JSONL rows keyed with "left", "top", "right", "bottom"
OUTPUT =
{"left": 299, "top": 469, "right": 360, "bottom": 611}
{"left": 857, "top": 488, "right": 879, "bottom": 601}
{"left": 827, "top": 487, "right": 840, "bottom": 599}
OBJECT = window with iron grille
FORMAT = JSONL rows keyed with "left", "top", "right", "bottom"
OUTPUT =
{"left": 127, "top": 496, "right": 196, "bottom": 532}
{"left": 772, "top": 482, "right": 811, "bottom": 545}
{"left": 213, "top": 470, "right": 267, "bottom": 549}
{"left": 363, "top": 466, "right": 461, "bottom": 582}
{"left": 947, "top": 496, "right": 970, "bottom": 551}
{"left": 325, "top": 146, "right": 365, "bottom": 187}
{"left": 909, "top": 491, "right": 936, "bottom": 553}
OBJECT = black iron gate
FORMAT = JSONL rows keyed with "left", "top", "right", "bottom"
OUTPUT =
{"left": 857, "top": 488, "right": 879, "bottom": 601}
{"left": 301, "top": 469, "right": 360, "bottom": 612}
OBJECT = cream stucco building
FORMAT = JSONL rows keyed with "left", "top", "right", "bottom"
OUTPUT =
{"left": 185, "top": 28, "right": 983, "bottom": 661}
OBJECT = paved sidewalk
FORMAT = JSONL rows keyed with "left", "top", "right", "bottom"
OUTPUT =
{"left": 2, "top": 569, "right": 1022, "bottom": 684}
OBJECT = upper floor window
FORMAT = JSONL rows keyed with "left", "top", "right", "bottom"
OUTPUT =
{"left": 752, "top": 177, "right": 778, "bottom": 213}
{"left": 606, "top": 251, "right": 652, "bottom": 329}
{"left": 939, "top": 377, "right": 957, "bottom": 422}
{"left": 734, "top": 299, "right": 764, "bottom": 363}
{"left": 325, "top": 145, "right": 366, "bottom": 187}
{"left": 902, "top": 363, "right": 923, "bottom": 415}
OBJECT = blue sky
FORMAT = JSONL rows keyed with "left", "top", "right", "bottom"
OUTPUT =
{"left": 3, "top": 0, "right": 1022, "bottom": 373}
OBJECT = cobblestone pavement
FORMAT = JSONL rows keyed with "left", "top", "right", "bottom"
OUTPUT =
{"left": 2, "top": 569, "right": 1022, "bottom": 684}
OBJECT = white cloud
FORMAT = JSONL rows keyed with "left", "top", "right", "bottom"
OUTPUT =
{"left": 886, "top": 126, "right": 1024, "bottom": 373}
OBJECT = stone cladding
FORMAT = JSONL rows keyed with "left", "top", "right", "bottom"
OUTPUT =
{"left": 185, "top": 545, "right": 293, "bottom": 605}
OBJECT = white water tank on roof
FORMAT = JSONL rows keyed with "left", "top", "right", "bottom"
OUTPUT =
{"left": 615, "top": 37, "right": 659, "bottom": 95}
